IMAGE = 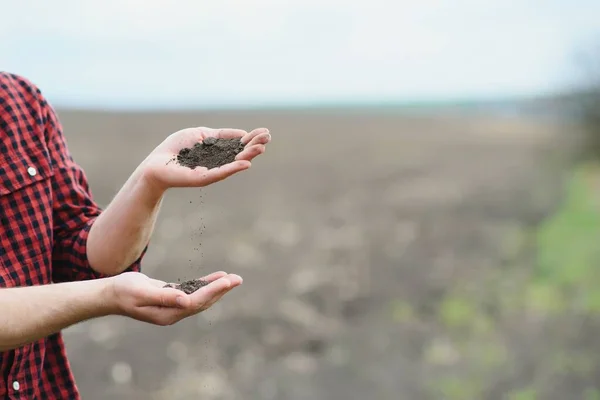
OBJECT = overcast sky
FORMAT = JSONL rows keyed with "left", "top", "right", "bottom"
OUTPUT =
{"left": 1, "top": 0, "right": 599, "bottom": 109}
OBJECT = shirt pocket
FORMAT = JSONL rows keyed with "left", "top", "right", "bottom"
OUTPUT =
{"left": 0, "top": 146, "right": 54, "bottom": 195}
{"left": 0, "top": 146, "right": 55, "bottom": 286}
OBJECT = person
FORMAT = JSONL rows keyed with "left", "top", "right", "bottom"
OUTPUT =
{"left": 0, "top": 72, "right": 271, "bottom": 399}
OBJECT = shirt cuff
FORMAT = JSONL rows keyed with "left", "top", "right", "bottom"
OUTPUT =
{"left": 52, "top": 217, "right": 146, "bottom": 282}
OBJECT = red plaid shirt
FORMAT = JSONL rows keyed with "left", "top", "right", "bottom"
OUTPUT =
{"left": 0, "top": 72, "right": 143, "bottom": 399}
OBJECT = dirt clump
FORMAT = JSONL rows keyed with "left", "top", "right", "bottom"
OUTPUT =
{"left": 164, "top": 279, "right": 209, "bottom": 295}
{"left": 176, "top": 137, "right": 245, "bottom": 169}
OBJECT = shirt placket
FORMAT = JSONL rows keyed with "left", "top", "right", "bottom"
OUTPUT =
{"left": 7, "top": 346, "right": 29, "bottom": 399}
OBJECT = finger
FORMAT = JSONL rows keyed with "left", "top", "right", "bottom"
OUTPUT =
{"left": 211, "top": 128, "right": 248, "bottom": 139}
{"left": 193, "top": 160, "right": 251, "bottom": 186}
{"left": 174, "top": 160, "right": 250, "bottom": 187}
{"left": 139, "top": 287, "right": 188, "bottom": 308}
{"left": 201, "top": 289, "right": 229, "bottom": 311}
{"left": 133, "top": 306, "right": 183, "bottom": 326}
{"left": 226, "top": 273, "right": 243, "bottom": 287}
{"left": 188, "top": 274, "right": 243, "bottom": 309}
{"left": 151, "top": 273, "right": 228, "bottom": 307}
{"left": 204, "top": 274, "right": 243, "bottom": 309}
{"left": 149, "top": 278, "right": 168, "bottom": 288}
{"left": 202, "top": 275, "right": 243, "bottom": 308}
{"left": 245, "top": 132, "right": 271, "bottom": 147}
{"left": 241, "top": 128, "right": 269, "bottom": 145}
{"left": 201, "top": 271, "right": 228, "bottom": 282}
{"left": 235, "top": 144, "right": 265, "bottom": 162}
{"left": 170, "top": 127, "right": 209, "bottom": 149}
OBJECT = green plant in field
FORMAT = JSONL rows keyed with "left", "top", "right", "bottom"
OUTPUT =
{"left": 428, "top": 376, "right": 484, "bottom": 400}
{"left": 402, "top": 162, "right": 600, "bottom": 398}
{"left": 438, "top": 295, "right": 477, "bottom": 330}
{"left": 533, "top": 163, "right": 600, "bottom": 314}
{"left": 507, "top": 388, "right": 537, "bottom": 400}
{"left": 585, "top": 388, "right": 600, "bottom": 400}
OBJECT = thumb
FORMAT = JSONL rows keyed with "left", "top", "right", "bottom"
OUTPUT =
{"left": 139, "top": 287, "right": 188, "bottom": 308}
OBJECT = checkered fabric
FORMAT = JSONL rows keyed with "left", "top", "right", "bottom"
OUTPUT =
{"left": 0, "top": 72, "right": 142, "bottom": 399}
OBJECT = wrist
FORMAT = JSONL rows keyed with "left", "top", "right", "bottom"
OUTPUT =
{"left": 136, "top": 162, "right": 168, "bottom": 203}
{"left": 93, "top": 278, "right": 121, "bottom": 316}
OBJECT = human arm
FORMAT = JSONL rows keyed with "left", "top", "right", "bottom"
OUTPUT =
{"left": 86, "top": 126, "right": 271, "bottom": 275}
{"left": 41, "top": 89, "right": 271, "bottom": 276}
{"left": 0, "top": 279, "right": 111, "bottom": 351}
{"left": 0, "top": 271, "right": 241, "bottom": 352}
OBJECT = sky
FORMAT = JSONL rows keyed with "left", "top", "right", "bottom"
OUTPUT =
{"left": 1, "top": 0, "right": 599, "bottom": 109}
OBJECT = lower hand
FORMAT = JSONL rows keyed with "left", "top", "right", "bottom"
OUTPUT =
{"left": 108, "top": 271, "right": 242, "bottom": 326}
{"left": 141, "top": 127, "right": 271, "bottom": 191}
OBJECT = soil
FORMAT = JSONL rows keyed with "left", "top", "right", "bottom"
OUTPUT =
{"left": 176, "top": 137, "right": 245, "bottom": 169}
{"left": 167, "top": 139, "right": 237, "bottom": 295}
{"left": 164, "top": 279, "right": 209, "bottom": 295}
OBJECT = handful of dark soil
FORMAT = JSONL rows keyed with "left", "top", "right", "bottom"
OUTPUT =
{"left": 176, "top": 137, "right": 245, "bottom": 169}
{"left": 163, "top": 279, "right": 209, "bottom": 295}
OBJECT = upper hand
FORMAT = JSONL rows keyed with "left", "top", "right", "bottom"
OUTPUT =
{"left": 141, "top": 127, "right": 271, "bottom": 191}
{"left": 109, "top": 271, "right": 242, "bottom": 326}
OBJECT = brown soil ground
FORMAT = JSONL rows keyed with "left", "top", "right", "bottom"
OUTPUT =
{"left": 58, "top": 108, "right": 570, "bottom": 400}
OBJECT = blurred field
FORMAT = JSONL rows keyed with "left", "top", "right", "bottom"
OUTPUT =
{"left": 56, "top": 107, "right": 586, "bottom": 400}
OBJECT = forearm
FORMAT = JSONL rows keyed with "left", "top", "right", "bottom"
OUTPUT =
{"left": 87, "top": 165, "right": 164, "bottom": 276}
{"left": 0, "top": 279, "right": 113, "bottom": 351}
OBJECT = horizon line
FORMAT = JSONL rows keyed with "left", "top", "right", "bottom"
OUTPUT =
{"left": 53, "top": 92, "right": 560, "bottom": 114}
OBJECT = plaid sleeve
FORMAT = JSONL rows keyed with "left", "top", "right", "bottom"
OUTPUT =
{"left": 39, "top": 92, "right": 145, "bottom": 282}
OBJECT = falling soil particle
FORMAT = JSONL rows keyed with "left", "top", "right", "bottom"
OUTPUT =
{"left": 164, "top": 279, "right": 209, "bottom": 295}
{"left": 176, "top": 137, "right": 245, "bottom": 169}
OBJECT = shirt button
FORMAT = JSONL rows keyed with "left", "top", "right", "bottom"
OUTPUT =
{"left": 27, "top": 166, "right": 37, "bottom": 177}
{"left": 12, "top": 381, "right": 19, "bottom": 391}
